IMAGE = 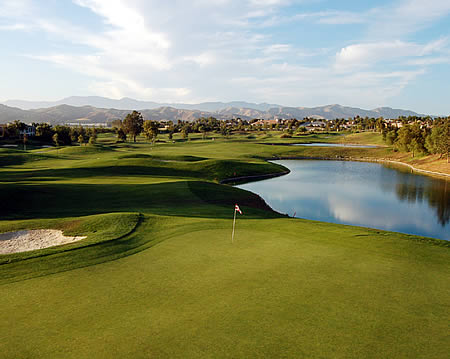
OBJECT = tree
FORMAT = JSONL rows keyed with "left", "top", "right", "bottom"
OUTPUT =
{"left": 143, "top": 120, "right": 158, "bottom": 143}
{"left": 7, "top": 120, "right": 25, "bottom": 138}
{"left": 122, "top": 111, "right": 144, "bottom": 142}
{"left": 70, "top": 127, "right": 79, "bottom": 143}
{"left": 376, "top": 118, "right": 384, "bottom": 133}
{"left": 54, "top": 125, "right": 72, "bottom": 145}
{"left": 220, "top": 123, "right": 230, "bottom": 137}
{"left": 88, "top": 136, "right": 96, "bottom": 145}
{"left": 392, "top": 123, "right": 428, "bottom": 157}
{"left": 426, "top": 120, "right": 450, "bottom": 162}
{"left": 23, "top": 134, "right": 28, "bottom": 151}
{"left": 76, "top": 125, "right": 87, "bottom": 144}
{"left": 78, "top": 134, "right": 84, "bottom": 146}
{"left": 117, "top": 128, "right": 127, "bottom": 142}
{"left": 181, "top": 126, "right": 189, "bottom": 140}
{"left": 385, "top": 129, "right": 397, "bottom": 145}
{"left": 167, "top": 123, "right": 174, "bottom": 140}
{"left": 199, "top": 125, "right": 209, "bottom": 140}
{"left": 409, "top": 138, "right": 421, "bottom": 157}
{"left": 52, "top": 133, "right": 59, "bottom": 147}
{"left": 36, "top": 123, "right": 54, "bottom": 142}
{"left": 88, "top": 127, "right": 97, "bottom": 142}
{"left": 395, "top": 126, "right": 413, "bottom": 152}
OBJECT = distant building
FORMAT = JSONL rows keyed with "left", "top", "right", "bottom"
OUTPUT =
{"left": 66, "top": 122, "right": 110, "bottom": 128}
{"left": 251, "top": 119, "right": 281, "bottom": 126}
{"left": 299, "top": 121, "right": 326, "bottom": 131}
{"left": 20, "top": 125, "right": 36, "bottom": 137}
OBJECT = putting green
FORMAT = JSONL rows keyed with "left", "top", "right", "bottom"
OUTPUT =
{"left": 1, "top": 217, "right": 449, "bottom": 358}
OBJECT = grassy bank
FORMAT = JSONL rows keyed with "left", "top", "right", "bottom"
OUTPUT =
{"left": 1, "top": 132, "right": 449, "bottom": 358}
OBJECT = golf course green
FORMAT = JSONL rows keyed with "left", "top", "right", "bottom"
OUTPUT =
{"left": 1, "top": 132, "right": 449, "bottom": 358}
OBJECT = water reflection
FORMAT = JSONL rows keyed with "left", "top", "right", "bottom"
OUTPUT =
{"left": 237, "top": 160, "right": 449, "bottom": 240}
{"left": 397, "top": 181, "right": 449, "bottom": 226}
{"left": 385, "top": 165, "right": 449, "bottom": 226}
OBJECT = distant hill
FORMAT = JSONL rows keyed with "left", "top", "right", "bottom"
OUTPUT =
{"left": 371, "top": 107, "right": 424, "bottom": 118}
{"left": 0, "top": 98, "right": 431, "bottom": 125}
{"left": 0, "top": 104, "right": 214, "bottom": 125}
{"left": 216, "top": 104, "right": 428, "bottom": 121}
{"left": 0, "top": 104, "right": 129, "bottom": 124}
{"left": 2, "top": 96, "right": 279, "bottom": 112}
{"left": 2, "top": 97, "right": 161, "bottom": 111}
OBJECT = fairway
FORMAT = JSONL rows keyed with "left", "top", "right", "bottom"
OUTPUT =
{"left": 1, "top": 133, "right": 449, "bottom": 358}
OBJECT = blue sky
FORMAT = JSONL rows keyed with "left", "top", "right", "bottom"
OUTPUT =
{"left": 0, "top": 0, "right": 449, "bottom": 114}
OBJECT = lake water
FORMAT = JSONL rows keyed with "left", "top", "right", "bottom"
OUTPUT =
{"left": 292, "top": 143, "right": 377, "bottom": 148}
{"left": 237, "top": 160, "right": 450, "bottom": 240}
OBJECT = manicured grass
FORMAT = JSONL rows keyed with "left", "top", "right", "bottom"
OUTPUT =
{"left": 1, "top": 217, "right": 449, "bottom": 358}
{"left": 1, "top": 133, "right": 449, "bottom": 358}
{"left": 0, "top": 212, "right": 140, "bottom": 266}
{"left": 339, "top": 131, "right": 387, "bottom": 146}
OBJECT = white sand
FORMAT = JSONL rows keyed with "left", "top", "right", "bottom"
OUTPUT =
{"left": 0, "top": 229, "right": 87, "bottom": 254}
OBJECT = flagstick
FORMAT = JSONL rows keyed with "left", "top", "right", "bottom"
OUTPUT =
{"left": 231, "top": 208, "right": 236, "bottom": 243}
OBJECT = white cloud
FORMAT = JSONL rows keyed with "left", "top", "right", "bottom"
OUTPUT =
{"left": 249, "top": 0, "right": 291, "bottom": 6}
{"left": 0, "top": 0, "right": 448, "bottom": 109}
{"left": 290, "top": 0, "right": 450, "bottom": 36}
{"left": 182, "top": 53, "right": 216, "bottom": 67}
{"left": 334, "top": 40, "right": 445, "bottom": 70}
{"left": 372, "top": 0, "right": 450, "bottom": 37}
{"left": 0, "top": 23, "right": 27, "bottom": 30}
{"left": 407, "top": 57, "right": 450, "bottom": 65}
{"left": 263, "top": 44, "right": 291, "bottom": 54}
{"left": 0, "top": 0, "right": 33, "bottom": 17}
{"left": 292, "top": 10, "right": 366, "bottom": 25}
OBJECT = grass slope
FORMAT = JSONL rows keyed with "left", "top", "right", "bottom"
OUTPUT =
{"left": 1, "top": 133, "right": 449, "bottom": 358}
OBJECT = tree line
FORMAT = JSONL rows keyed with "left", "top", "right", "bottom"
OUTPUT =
{"left": 2, "top": 113, "right": 448, "bottom": 160}
{"left": 111, "top": 111, "right": 234, "bottom": 142}
{"left": 1, "top": 120, "right": 112, "bottom": 147}
{"left": 382, "top": 118, "right": 449, "bottom": 161}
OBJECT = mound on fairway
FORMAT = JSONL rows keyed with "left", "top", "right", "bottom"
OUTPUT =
{"left": 0, "top": 229, "right": 86, "bottom": 254}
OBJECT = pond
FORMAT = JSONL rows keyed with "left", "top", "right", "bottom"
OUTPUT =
{"left": 237, "top": 160, "right": 449, "bottom": 240}
{"left": 291, "top": 143, "right": 378, "bottom": 148}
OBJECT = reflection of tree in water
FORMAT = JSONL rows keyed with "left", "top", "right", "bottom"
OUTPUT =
{"left": 395, "top": 183, "right": 424, "bottom": 203}
{"left": 425, "top": 181, "right": 449, "bottom": 226}
{"left": 394, "top": 173, "right": 449, "bottom": 226}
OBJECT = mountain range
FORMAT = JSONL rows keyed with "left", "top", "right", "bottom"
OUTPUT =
{"left": 0, "top": 96, "right": 430, "bottom": 125}
{"left": 2, "top": 96, "right": 278, "bottom": 112}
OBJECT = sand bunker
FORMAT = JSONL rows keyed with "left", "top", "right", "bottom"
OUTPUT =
{"left": 0, "top": 229, "right": 87, "bottom": 255}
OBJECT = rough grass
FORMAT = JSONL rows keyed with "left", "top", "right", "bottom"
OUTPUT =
{"left": 0, "top": 132, "right": 449, "bottom": 358}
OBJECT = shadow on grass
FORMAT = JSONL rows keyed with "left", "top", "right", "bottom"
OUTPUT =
{"left": 0, "top": 181, "right": 281, "bottom": 220}
{"left": 1, "top": 159, "right": 286, "bottom": 184}
{"left": 0, "top": 153, "right": 28, "bottom": 167}
{"left": 0, "top": 165, "right": 203, "bottom": 182}
{"left": 0, "top": 180, "right": 281, "bottom": 283}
